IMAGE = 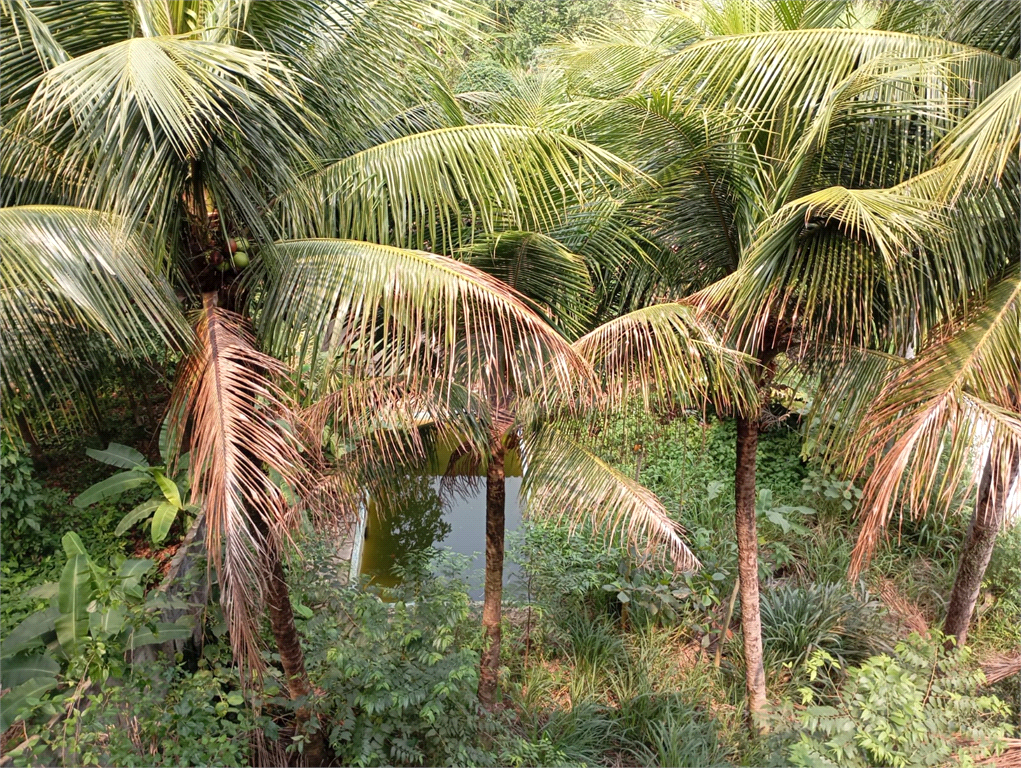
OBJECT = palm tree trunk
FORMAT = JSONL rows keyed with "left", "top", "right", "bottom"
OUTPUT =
{"left": 735, "top": 413, "right": 768, "bottom": 732}
{"left": 265, "top": 545, "right": 330, "bottom": 767}
{"left": 943, "top": 453, "right": 1018, "bottom": 649}
{"left": 478, "top": 442, "right": 506, "bottom": 710}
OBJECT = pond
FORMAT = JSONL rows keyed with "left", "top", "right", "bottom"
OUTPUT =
{"left": 358, "top": 450, "right": 523, "bottom": 598}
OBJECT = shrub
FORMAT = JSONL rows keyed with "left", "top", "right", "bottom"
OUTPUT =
{"left": 302, "top": 553, "right": 493, "bottom": 767}
{"left": 7, "top": 654, "right": 254, "bottom": 768}
{"left": 756, "top": 581, "right": 890, "bottom": 678}
{"left": 786, "top": 633, "right": 1014, "bottom": 768}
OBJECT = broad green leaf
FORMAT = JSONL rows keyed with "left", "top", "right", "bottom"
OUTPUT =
{"left": 73, "top": 471, "right": 150, "bottom": 508}
{"left": 85, "top": 442, "right": 147, "bottom": 469}
{"left": 115, "top": 499, "right": 160, "bottom": 536}
{"left": 117, "top": 559, "right": 155, "bottom": 580}
{"left": 150, "top": 501, "right": 178, "bottom": 544}
{"left": 54, "top": 614, "right": 89, "bottom": 653}
{"left": 61, "top": 531, "right": 87, "bottom": 557}
{"left": 89, "top": 606, "right": 125, "bottom": 639}
{"left": 1, "top": 653, "right": 60, "bottom": 689}
{"left": 127, "top": 621, "right": 193, "bottom": 650}
{"left": 152, "top": 471, "right": 183, "bottom": 509}
{"left": 24, "top": 582, "right": 58, "bottom": 600}
{"left": 57, "top": 555, "right": 91, "bottom": 617}
{"left": 0, "top": 677, "right": 59, "bottom": 731}
{"left": 0, "top": 606, "right": 59, "bottom": 659}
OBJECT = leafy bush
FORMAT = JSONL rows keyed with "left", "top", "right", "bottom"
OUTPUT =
{"left": 6, "top": 650, "right": 253, "bottom": 767}
{"left": 786, "top": 633, "right": 1014, "bottom": 768}
{"left": 1, "top": 431, "right": 45, "bottom": 538}
{"left": 74, "top": 441, "right": 195, "bottom": 545}
{"left": 756, "top": 582, "right": 890, "bottom": 678}
{"left": 0, "top": 532, "right": 193, "bottom": 733}
{"left": 301, "top": 553, "right": 493, "bottom": 767}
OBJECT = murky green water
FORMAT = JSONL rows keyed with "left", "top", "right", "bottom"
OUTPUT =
{"left": 359, "top": 449, "right": 523, "bottom": 596}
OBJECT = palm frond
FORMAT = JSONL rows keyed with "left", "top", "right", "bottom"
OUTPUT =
{"left": 256, "top": 239, "right": 595, "bottom": 407}
{"left": 6, "top": 33, "right": 313, "bottom": 256}
{"left": 0, "top": 206, "right": 189, "bottom": 425}
{"left": 945, "top": 0, "right": 1020, "bottom": 58}
{"left": 937, "top": 72, "right": 1021, "bottom": 197}
{"left": 278, "top": 124, "right": 639, "bottom": 253}
{"left": 0, "top": 0, "right": 131, "bottom": 120}
{"left": 169, "top": 295, "right": 311, "bottom": 677}
{"left": 462, "top": 230, "right": 596, "bottom": 338}
{"left": 573, "top": 301, "right": 757, "bottom": 413}
{"left": 520, "top": 425, "right": 699, "bottom": 571}
{"left": 638, "top": 28, "right": 1017, "bottom": 159}
{"left": 847, "top": 278, "right": 1021, "bottom": 576}
{"left": 726, "top": 184, "right": 942, "bottom": 353}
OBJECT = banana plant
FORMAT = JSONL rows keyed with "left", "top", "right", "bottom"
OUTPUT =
{"left": 74, "top": 440, "right": 197, "bottom": 545}
{"left": 0, "top": 533, "right": 193, "bottom": 730}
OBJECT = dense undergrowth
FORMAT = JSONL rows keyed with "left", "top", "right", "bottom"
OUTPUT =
{"left": 2, "top": 397, "right": 1017, "bottom": 767}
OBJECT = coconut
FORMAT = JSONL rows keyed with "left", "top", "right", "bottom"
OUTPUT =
{"left": 232, "top": 251, "right": 250, "bottom": 268}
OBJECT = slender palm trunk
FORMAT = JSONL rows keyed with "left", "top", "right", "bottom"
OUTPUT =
{"left": 266, "top": 545, "right": 330, "bottom": 767}
{"left": 943, "top": 453, "right": 1018, "bottom": 649}
{"left": 479, "top": 442, "right": 506, "bottom": 709}
{"left": 735, "top": 414, "right": 768, "bottom": 732}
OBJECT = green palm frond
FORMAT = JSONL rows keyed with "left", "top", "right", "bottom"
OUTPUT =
{"left": 727, "top": 184, "right": 942, "bottom": 352}
{"left": 0, "top": 0, "right": 132, "bottom": 120}
{"left": 638, "top": 28, "right": 1017, "bottom": 158}
{"left": 520, "top": 425, "right": 699, "bottom": 571}
{"left": 0, "top": 206, "right": 189, "bottom": 425}
{"left": 945, "top": 0, "right": 1020, "bottom": 58}
{"left": 937, "top": 72, "right": 1021, "bottom": 197}
{"left": 777, "top": 53, "right": 974, "bottom": 194}
{"left": 279, "top": 123, "right": 639, "bottom": 252}
{"left": 799, "top": 346, "right": 906, "bottom": 469}
{"left": 557, "top": 5, "right": 704, "bottom": 98}
{"left": 256, "top": 239, "right": 595, "bottom": 407}
{"left": 847, "top": 277, "right": 1021, "bottom": 576}
{"left": 566, "top": 94, "right": 760, "bottom": 282}
{"left": 462, "top": 230, "right": 596, "bottom": 338}
{"left": 574, "top": 302, "right": 757, "bottom": 413}
{"left": 5, "top": 33, "right": 314, "bottom": 256}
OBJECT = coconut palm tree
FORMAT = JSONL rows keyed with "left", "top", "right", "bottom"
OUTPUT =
{"left": 803, "top": 66, "right": 1021, "bottom": 650}
{"left": 0, "top": 1, "right": 655, "bottom": 759}
{"left": 548, "top": 0, "right": 1017, "bottom": 729}
{"left": 1, "top": 0, "right": 758, "bottom": 752}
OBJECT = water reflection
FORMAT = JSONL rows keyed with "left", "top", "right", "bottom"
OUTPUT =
{"left": 359, "top": 459, "right": 523, "bottom": 597}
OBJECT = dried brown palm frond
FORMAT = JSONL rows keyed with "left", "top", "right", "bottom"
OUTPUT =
{"left": 973, "top": 738, "right": 1021, "bottom": 768}
{"left": 520, "top": 425, "right": 699, "bottom": 571}
{"left": 848, "top": 278, "right": 1021, "bottom": 578}
{"left": 169, "top": 294, "right": 310, "bottom": 677}
{"left": 980, "top": 654, "right": 1021, "bottom": 687}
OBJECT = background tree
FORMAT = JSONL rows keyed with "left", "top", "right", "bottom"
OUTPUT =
{"left": 536, "top": 0, "right": 1017, "bottom": 729}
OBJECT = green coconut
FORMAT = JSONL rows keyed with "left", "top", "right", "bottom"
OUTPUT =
{"left": 232, "top": 251, "right": 249, "bottom": 268}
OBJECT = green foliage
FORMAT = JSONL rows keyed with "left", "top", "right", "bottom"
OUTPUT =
{"left": 785, "top": 634, "right": 1014, "bottom": 768}
{"left": 298, "top": 553, "right": 492, "bottom": 767}
{"left": 1, "top": 431, "right": 45, "bottom": 537}
{"left": 8, "top": 647, "right": 253, "bottom": 768}
{"left": 0, "top": 533, "right": 193, "bottom": 733}
{"left": 74, "top": 441, "right": 195, "bottom": 545}
{"left": 756, "top": 582, "right": 891, "bottom": 680}
{"left": 483, "top": 0, "right": 628, "bottom": 65}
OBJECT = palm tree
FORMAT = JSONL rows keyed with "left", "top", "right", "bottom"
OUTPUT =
{"left": 0, "top": 1, "right": 648, "bottom": 759}
{"left": 806, "top": 67, "right": 1021, "bottom": 650}
{"left": 548, "top": 0, "right": 1017, "bottom": 729}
